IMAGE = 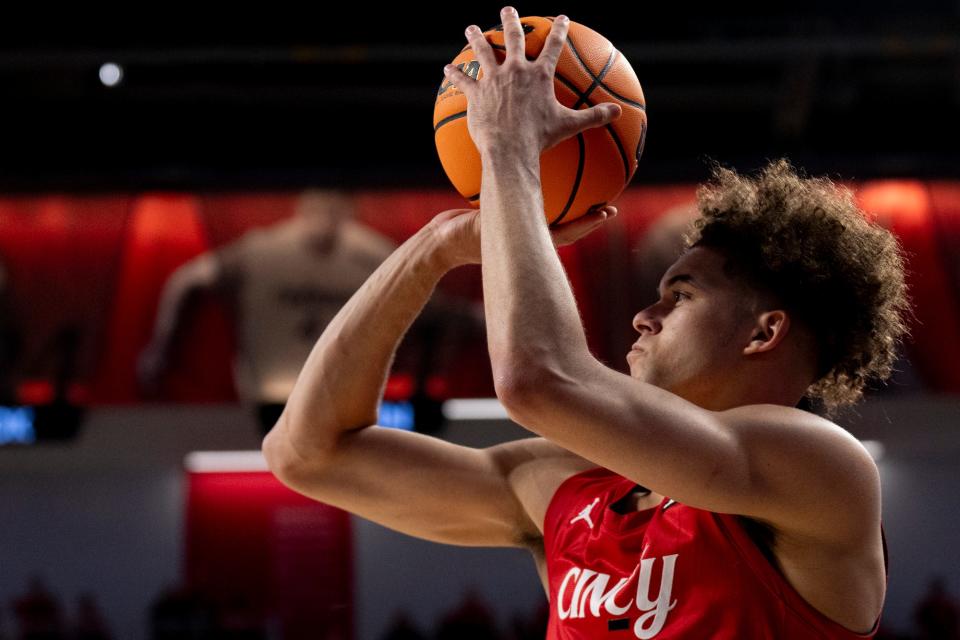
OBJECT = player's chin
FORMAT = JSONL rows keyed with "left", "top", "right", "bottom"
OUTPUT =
{"left": 626, "top": 350, "right": 645, "bottom": 376}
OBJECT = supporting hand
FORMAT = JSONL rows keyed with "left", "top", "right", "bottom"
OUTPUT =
{"left": 429, "top": 204, "right": 619, "bottom": 268}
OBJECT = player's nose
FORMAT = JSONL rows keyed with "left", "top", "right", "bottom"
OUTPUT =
{"left": 632, "top": 306, "right": 662, "bottom": 336}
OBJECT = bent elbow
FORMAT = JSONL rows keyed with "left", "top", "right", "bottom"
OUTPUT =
{"left": 261, "top": 415, "right": 334, "bottom": 484}
{"left": 261, "top": 424, "right": 297, "bottom": 484}
{"left": 493, "top": 365, "right": 558, "bottom": 424}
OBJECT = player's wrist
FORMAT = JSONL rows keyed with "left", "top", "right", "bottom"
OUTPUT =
{"left": 477, "top": 138, "right": 542, "bottom": 167}
{"left": 416, "top": 223, "right": 466, "bottom": 273}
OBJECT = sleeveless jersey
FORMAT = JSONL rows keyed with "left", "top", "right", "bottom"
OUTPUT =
{"left": 544, "top": 466, "right": 888, "bottom": 639}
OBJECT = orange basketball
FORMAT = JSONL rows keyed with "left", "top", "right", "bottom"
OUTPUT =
{"left": 433, "top": 16, "right": 647, "bottom": 226}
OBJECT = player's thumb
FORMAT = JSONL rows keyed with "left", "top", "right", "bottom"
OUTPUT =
{"left": 546, "top": 103, "right": 622, "bottom": 151}
{"left": 572, "top": 103, "right": 621, "bottom": 133}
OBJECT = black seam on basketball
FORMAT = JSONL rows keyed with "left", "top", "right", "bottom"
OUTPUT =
{"left": 466, "top": 31, "right": 644, "bottom": 110}
{"left": 553, "top": 70, "right": 586, "bottom": 100}
{"left": 565, "top": 38, "right": 646, "bottom": 111}
{"left": 565, "top": 36, "right": 603, "bottom": 86}
{"left": 605, "top": 123, "right": 630, "bottom": 183}
{"left": 598, "top": 70, "right": 646, "bottom": 110}
{"left": 572, "top": 49, "right": 617, "bottom": 110}
{"left": 441, "top": 33, "right": 637, "bottom": 199}
{"left": 556, "top": 70, "right": 632, "bottom": 183}
{"left": 434, "top": 111, "right": 467, "bottom": 133}
{"left": 636, "top": 121, "right": 647, "bottom": 161}
{"left": 556, "top": 69, "right": 631, "bottom": 181}
{"left": 550, "top": 132, "right": 586, "bottom": 227}
{"left": 594, "top": 50, "right": 646, "bottom": 111}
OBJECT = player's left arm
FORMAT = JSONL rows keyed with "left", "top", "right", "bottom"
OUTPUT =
{"left": 443, "top": 8, "right": 880, "bottom": 549}
{"left": 501, "top": 362, "right": 880, "bottom": 547}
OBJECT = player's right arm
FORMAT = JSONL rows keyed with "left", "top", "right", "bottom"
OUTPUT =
{"left": 264, "top": 210, "right": 539, "bottom": 547}
{"left": 265, "top": 425, "right": 562, "bottom": 547}
{"left": 263, "top": 208, "right": 611, "bottom": 547}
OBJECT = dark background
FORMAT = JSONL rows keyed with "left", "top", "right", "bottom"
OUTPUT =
{"left": 2, "top": 6, "right": 960, "bottom": 639}
{"left": 2, "top": 2, "right": 959, "bottom": 192}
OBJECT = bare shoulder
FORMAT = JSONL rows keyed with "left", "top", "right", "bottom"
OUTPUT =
{"left": 720, "top": 403, "right": 881, "bottom": 547}
{"left": 710, "top": 405, "right": 887, "bottom": 632}
{"left": 487, "top": 437, "right": 598, "bottom": 540}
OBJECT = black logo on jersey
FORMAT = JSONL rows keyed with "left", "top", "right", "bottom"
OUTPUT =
{"left": 608, "top": 618, "right": 630, "bottom": 631}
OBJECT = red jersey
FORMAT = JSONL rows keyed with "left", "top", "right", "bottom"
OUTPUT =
{"left": 544, "top": 466, "right": 888, "bottom": 639}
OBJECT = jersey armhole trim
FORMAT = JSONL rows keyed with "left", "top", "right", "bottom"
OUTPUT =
{"left": 714, "top": 512, "right": 882, "bottom": 638}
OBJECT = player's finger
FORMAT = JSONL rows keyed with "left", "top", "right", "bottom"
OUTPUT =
{"left": 550, "top": 206, "right": 616, "bottom": 245}
{"left": 464, "top": 25, "right": 498, "bottom": 73}
{"left": 569, "top": 102, "right": 622, "bottom": 134}
{"left": 500, "top": 7, "right": 526, "bottom": 60}
{"left": 443, "top": 64, "right": 477, "bottom": 97}
{"left": 539, "top": 15, "right": 569, "bottom": 72}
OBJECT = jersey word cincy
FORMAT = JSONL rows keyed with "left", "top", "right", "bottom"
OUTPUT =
{"left": 556, "top": 553, "right": 679, "bottom": 639}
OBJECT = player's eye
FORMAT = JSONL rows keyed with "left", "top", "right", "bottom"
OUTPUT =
{"left": 672, "top": 290, "right": 690, "bottom": 302}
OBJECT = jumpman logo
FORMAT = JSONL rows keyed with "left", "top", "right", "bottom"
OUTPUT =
{"left": 570, "top": 497, "right": 600, "bottom": 529}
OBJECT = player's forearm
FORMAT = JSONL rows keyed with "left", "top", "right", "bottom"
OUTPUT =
{"left": 278, "top": 223, "right": 453, "bottom": 457}
{"left": 479, "top": 149, "right": 590, "bottom": 390}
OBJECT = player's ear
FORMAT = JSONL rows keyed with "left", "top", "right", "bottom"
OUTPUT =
{"left": 742, "top": 310, "right": 790, "bottom": 355}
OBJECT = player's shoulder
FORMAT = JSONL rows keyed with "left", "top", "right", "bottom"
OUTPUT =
{"left": 486, "top": 437, "right": 598, "bottom": 543}
{"left": 723, "top": 404, "right": 881, "bottom": 541}
{"left": 721, "top": 401, "right": 864, "bottom": 445}
{"left": 211, "top": 226, "right": 272, "bottom": 264}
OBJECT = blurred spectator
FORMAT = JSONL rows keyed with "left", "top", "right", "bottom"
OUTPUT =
{"left": 138, "top": 189, "right": 397, "bottom": 407}
{"left": 69, "top": 594, "right": 111, "bottom": 640}
{"left": 215, "top": 592, "right": 265, "bottom": 640}
{"left": 138, "top": 188, "right": 482, "bottom": 430}
{"left": 11, "top": 576, "right": 65, "bottom": 640}
{"left": 434, "top": 590, "right": 501, "bottom": 640}
{"left": 508, "top": 601, "right": 549, "bottom": 640}
{"left": 378, "top": 612, "right": 427, "bottom": 640}
{"left": 149, "top": 585, "right": 215, "bottom": 640}
{"left": 914, "top": 576, "right": 959, "bottom": 640}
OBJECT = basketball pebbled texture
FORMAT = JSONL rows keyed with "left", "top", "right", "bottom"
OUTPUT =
{"left": 434, "top": 16, "right": 647, "bottom": 226}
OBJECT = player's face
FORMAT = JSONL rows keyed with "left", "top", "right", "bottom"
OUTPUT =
{"left": 627, "top": 247, "right": 757, "bottom": 405}
{"left": 298, "top": 189, "right": 354, "bottom": 238}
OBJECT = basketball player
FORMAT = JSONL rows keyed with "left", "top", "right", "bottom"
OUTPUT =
{"left": 138, "top": 189, "right": 396, "bottom": 405}
{"left": 263, "top": 8, "right": 910, "bottom": 638}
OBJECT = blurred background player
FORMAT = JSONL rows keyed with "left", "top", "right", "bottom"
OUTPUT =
{"left": 138, "top": 189, "right": 395, "bottom": 411}
{"left": 138, "top": 189, "right": 481, "bottom": 428}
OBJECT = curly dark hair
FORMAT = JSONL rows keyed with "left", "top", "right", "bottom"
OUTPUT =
{"left": 683, "top": 159, "right": 913, "bottom": 414}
